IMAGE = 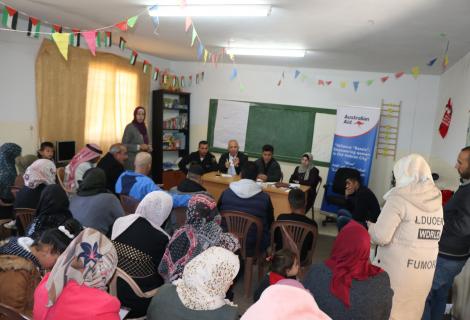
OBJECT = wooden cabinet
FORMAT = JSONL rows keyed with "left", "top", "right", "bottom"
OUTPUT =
{"left": 162, "top": 170, "right": 186, "bottom": 190}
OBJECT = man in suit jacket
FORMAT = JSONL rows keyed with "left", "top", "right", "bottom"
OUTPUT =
{"left": 218, "top": 140, "right": 248, "bottom": 176}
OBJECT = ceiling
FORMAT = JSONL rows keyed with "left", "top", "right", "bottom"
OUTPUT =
{"left": 7, "top": 0, "right": 470, "bottom": 74}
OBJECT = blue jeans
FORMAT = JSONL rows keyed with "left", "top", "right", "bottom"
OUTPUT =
{"left": 336, "top": 209, "right": 352, "bottom": 231}
{"left": 422, "top": 255, "right": 467, "bottom": 320}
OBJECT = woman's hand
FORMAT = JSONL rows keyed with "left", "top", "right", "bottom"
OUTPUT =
{"left": 140, "top": 144, "right": 149, "bottom": 151}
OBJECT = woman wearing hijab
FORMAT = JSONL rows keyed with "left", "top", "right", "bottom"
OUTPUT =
{"left": 158, "top": 193, "right": 240, "bottom": 282}
{"left": 367, "top": 154, "right": 443, "bottom": 320}
{"left": 26, "top": 185, "right": 73, "bottom": 240}
{"left": 33, "top": 228, "right": 120, "bottom": 320}
{"left": 0, "top": 143, "right": 22, "bottom": 203}
{"left": 242, "top": 280, "right": 331, "bottom": 320}
{"left": 303, "top": 220, "right": 392, "bottom": 320}
{"left": 111, "top": 191, "right": 173, "bottom": 318}
{"left": 64, "top": 143, "right": 103, "bottom": 192}
{"left": 289, "top": 153, "right": 321, "bottom": 212}
{"left": 148, "top": 246, "right": 240, "bottom": 320}
{"left": 122, "top": 106, "right": 151, "bottom": 170}
{"left": 70, "top": 168, "right": 124, "bottom": 235}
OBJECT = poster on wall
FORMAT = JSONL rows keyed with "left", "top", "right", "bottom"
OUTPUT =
{"left": 321, "top": 106, "right": 381, "bottom": 214}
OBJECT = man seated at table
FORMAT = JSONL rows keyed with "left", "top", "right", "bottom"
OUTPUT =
{"left": 218, "top": 139, "right": 248, "bottom": 176}
{"left": 178, "top": 140, "right": 218, "bottom": 174}
{"left": 171, "top": 164, "right": 207, "bottom": 194}
{"left": 218, "top": 161, "right": 274, "bottom": 252}
{"left": 255, "top": 144, "right": 283, "bottom": 182}
{"left": 116, "top": 152, "right": 191, "bottom": 207}
{"left": 97, "top": 143, "right": 128, "bottom": 195}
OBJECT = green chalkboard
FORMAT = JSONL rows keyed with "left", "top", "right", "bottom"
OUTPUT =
{"left": 207, "top": 99, "right": 336, "bottom": 166}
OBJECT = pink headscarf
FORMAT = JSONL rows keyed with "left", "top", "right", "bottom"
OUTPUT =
{"left": 65, "top": 144, "right": 102, "bottom": 190}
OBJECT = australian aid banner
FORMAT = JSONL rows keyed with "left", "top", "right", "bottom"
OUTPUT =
{"left": 321, "top": 106, "right": 381, "bottom": 214}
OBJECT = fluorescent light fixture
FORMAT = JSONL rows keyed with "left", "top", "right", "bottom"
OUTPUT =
{"left": 148, "top": 4, "right": 271, "bottom": 17}
{"left": 225, "top": 47, "right": 306, "bottom": 58}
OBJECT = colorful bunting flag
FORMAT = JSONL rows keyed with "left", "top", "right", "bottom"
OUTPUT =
{"left": 340, "top": 81, "right": 347, "bottom": 88}
{"left": 229, "top": 53, "right": 235, "bottom": 61}
{"left": 2, "top": 6, "right": 18, "bottom": 30}
{"left": 442, "top": 54, "right": 449, "bottom": 70}
{"left": 188, "top": 75, "right": 192, "bottom": 87}
{"left": 127, "top": 16, "right": 138, "bottom": 28}
{"left": 196, "top": 73, "right": 200, "bottom": 84}
{"left": 411, "top": 66, "right": 421, "bottom": 79}
{"left": 129, "top": 50, "right": 138, "bottom": 65}
{"left": 153, "top": 67, "right": 160, "bottom": 81}
{"left": 197, "top": 43, "right": 204, "bottom": 60}
{"left": 277, "top": 79, "right": 282, "bottom": 86}
{"left": 162, "top": 73, "right": 169, "bottom": 86}
{"left": 201, "top": 72, "right": 205, "bottom": 81}
{"left": 52, "top": 33, "right": 70, "bottom": 60}
{"left": 180, "top": 76, "right": 185, "bottom": 87}
{"left": 300, "top": 74, "right": 307, "bottom": 81}
{"left": 317, "top": 80, "right": 324, "bottom": 86}
{"left": 27, "top": 17, "right": 40, "bottom": 38}
{"left": 326, "top": 80, "right": 332, "bottom": 86}
{"left": 172, "top": 75, "right": 178, "bottom": 88}
{"left": 191, "top": 27, "right": 198, "bottom": 47}
{"left": 95, "top": 31, "right": 102, "bottom": 47}
{"left": 294, "top": 70, "right": 300, "bottom": 79}
{"left": 69, "top": 29, "right": 80, "bottom": 47}
{"left": 427, "top": 57, "right": 437, "bottom": 66}
{"left": 151, "top": 16, "right": 160, "bottom": 33}
{"left": 82, "top": 31, "right": 97, "bottom": 56}
{"left": 50, "top": 24, "right": 62, "bottom": 39}
{"left": 119, "top": 37, "right": 126, "bottom": 50}
{"left": 203, "top": 49, "right": 208, "bottom": 63}
{"left": 366, "top": 79, "right": 374, "bottom": 86}
{"left": 115, "top": 20, "right": 128, "bottom": 32}
{"left": 381, "top": 76, "right": 389, "bottom": 83}
{"left": 185, "top": 16, "right": 192, "bottom": 32}
{"left": 142, "top": 60, "right": 149, "bottom": 73}
{"left": 395, "top": 71, "right": 405, "bottom": 79}
{"left": 230, "top": 68, "right": 238, "bottom": 80}
{"left": 353, "top": 81, "right": 359, "bottom": 92}
{"left": 240, "top": 83, "right": 245, "bottom": 92}
{"left": 105, "top": 32, "right": 112, "bottom": 47}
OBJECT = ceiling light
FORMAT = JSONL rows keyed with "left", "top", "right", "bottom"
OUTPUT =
{"left": 225, "top": 48, "right": 306, "bottom": 58}
{"left": 148, "top": 4, "right": 271, "bottom": 17}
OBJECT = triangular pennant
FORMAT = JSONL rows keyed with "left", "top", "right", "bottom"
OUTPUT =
{"left": 366, "top": 80, "right": 374, "bottom": 86}
{"left": 197, "top": 43, "right": 204, "bottom": 60}
{"left": 52, "top": 33, "right": 70, "bottom": 60}
{"left": 326, "top": 80, "right": 332, "bottom": 86}
{"left": 191, "top": 27, "right": 198, "bottom": 47}
{"left": 127, "top": 15, "right": 138, "bottom": 28}
{"left": 230, "top": 68, "right": 238, "bottom": 80}
{"left": 203, "top": 49, "right": 208, "bottom": 63}
{"left": 381, "top": 76, "right": 389, "bottom": 83}
{"left": 277, "top": 79, "right": 282, "bottom": 86}
{"left": 442, "top": 54, "right": 449, "bottom": 70}
{"left": 411, "top": 66, "right": 421, "bottom": 79}
{"left": 185, "top": 16, "right": 192, "bottom": 32}
{"left": 115, "top": 20, "right": 128, "bottom": 32}
{"left": 50, "top": 24, "right": 62, "bottom": 39}
{"left": 318, "top": 80, "right": 325, "bottom": 86}
{"left": 395, "top": 71, "right": 405, "bottom": 79}
{"left": 300, "top": 74, "right": 307, "bottom": 82}
{"left": 353, "top": 81, "right": 359, "bottom": 92}
{"left": 82, "top": 31, "right": 97, "bottom": 56}
{"left": 294, "top": 70, "right": 301, "bottom": 79}
{"left": 340, "top": 81, "right": 347, "bottom": 88}
{"left": 427, "top": 57, "right": 437, "bottom": 67}
{"left": 151, "top": 16, "right": 160, "bottom": 32}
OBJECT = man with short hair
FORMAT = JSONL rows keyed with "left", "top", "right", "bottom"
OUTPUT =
{"left": 116, "top": 152, "right": 191, "bottom": 206}
{"left": 218, "top": 140, "right": 248, "bottom": 176}
{"left": 173, "top": 164, "right": 206, "bottom": 194}
{"left": 178, "top": 140, "right": 218, "bottom": 174}
{"left": 97, "top": 143, "right": 128, "bottom": 194}
{"left": 423, "top": 147, "right": 470, "bottom": 320}
{"left": 218, "top": 161, "right": 274, "bottom": 251}
{"left": 255, "top": 144, "right": 282, "bottom": 182}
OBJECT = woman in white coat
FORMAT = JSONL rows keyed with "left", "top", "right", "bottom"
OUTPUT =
{"left": 368, "top": 154, "right": 443, "bottom": 320}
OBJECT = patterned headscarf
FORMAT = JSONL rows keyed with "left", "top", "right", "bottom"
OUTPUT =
{"left": 0, "top": 143, "right": 22, "bottom": 199}
{"left": 45, "top": 228, "right": 117, "bottom": 306}
{"left": 158, "top": 194, "right": 240, "bottom": 282}
{"left": 175, "top": 247, "right": 239, "bottom": 311}
{"left": 111, "top": 191, "right": 173, "bottom": 240}
{"left": 23, "top": 159, "right": 56, "bottom": 189}
{"left": 65, "top": 144, "right": 102, "bottom": 190}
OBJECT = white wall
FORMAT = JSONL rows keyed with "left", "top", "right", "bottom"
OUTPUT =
{"left": 171, "top": 61, "right": 441, "bottom": 206}
{"left": 0, "top": 29, "right": 171, "bottom": 155}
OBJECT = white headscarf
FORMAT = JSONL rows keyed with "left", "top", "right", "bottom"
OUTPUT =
{"left": 111, "top": 191, "right": 173, "bottom": 240}
{"left": 23, "top": 159, "right": 56, "bottom": 189}
{"left": 384, "top": 153, "right": 434, "bottom": 200}
{"left": 174, "top": 246, "right": 240, "bottom": 311}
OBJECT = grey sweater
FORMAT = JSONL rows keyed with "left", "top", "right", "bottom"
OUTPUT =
{"left": 302, "top": 263, "right": 393, "bottom": 320}
{"left": 122, "top": 123, "right": 145, "bottom": 170}
{"left": 147, "top": 284, "right": 238, "bottom": 320}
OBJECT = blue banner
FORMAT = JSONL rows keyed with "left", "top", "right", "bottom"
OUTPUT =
{"left": 321, "top": 106, "right": 381, "bottom": 214}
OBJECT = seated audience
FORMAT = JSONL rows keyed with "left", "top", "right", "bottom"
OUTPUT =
{"left": 303, "top": 221, "right": 393, "bottom": 320}
{"left": 111, "top": 191, "right": 172, "bottom": 319}
{"left": 116, "top": 152, "right": 191, "bottom": 206}
{"left": 218, "top": 139, "right": 248, "bottom": 175}
{"left": 70, "top": 168, "right": 124, "bottom": 235}
{"left": 218, "top": 161, "right": 274, "bottom": 251}
{"left": 255, "top": 144, "right": 282, "bottom": 182}
{"left": 27, "top": 185, "right": 73, "bottom": 239}
{"left": 15, "top": 154, "right": 38, "bottom": 177}
{"left": 242, "top": 280, "right": 331, "bottom": 320}
{"left": 37, "top": 141, "right": 55, "bottom": 161}
{"left": 289, "top": 152, "right": 321, "bottom": 212}
{"left": 0, "top": 143, "right": 22, "bottom": 204}
{"left": 33, "top": 228, "right": 120, "bottom": 320}
{"left": 336, "top": 169, "right": 380, "bottom": 230}
{"left": 254, "top": 248, "right": 299, "bottom": 302}
{"left": 159, "top": 194, "right": 240, "bottom": 282}
{"left": 97, "top": 143, "right": 128, "bottom": 195}
{"left": 368, "top": 154, "right": 442, "bottom": 320}
{"left": 148, "top": 247, "right": 240, "bottom": 320}
{"left": 0, "top": 219, "right": 82, "bottom": 316}
{"left": 172, "top": 164, "right": 207, "bottom": 194}
{"left": 64, "top": 143, "right": 102, "bottom": 192}
{"left": 178, "top": 140, "right": 218, "bottom": 174}
{"left": 276, "top": 189, "right": 317, "bottom": 262}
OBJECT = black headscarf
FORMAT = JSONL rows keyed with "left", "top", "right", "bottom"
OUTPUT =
{"left": 77, "top": 167, "right": 108, "bottom": 197}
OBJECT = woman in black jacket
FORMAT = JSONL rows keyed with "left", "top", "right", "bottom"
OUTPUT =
{"left": 289, "top": 153, "right": 320, "bottom": 212}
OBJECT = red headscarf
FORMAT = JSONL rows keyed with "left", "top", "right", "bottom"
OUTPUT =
{"left": 325, "top": 220, "right": 383, "bottom": 308}
{"left": 65, "top": 144, "right": 102, "bottom": 190}
{"left": 132, "top": 106, "right": 149, "bottom": 144}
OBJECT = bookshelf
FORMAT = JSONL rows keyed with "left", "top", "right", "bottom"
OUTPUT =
{"left": 151, "top": 89, "right": 190, "bottom": 186}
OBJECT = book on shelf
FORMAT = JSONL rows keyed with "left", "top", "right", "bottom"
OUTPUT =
{"left": 162, "top": 131, "right": 186, "bottom": 150}
{"left": 162, "top": 113, "right": 188, "bottom": 130}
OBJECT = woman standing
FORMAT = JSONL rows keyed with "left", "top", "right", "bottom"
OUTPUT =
{"left": 122, "top": 106, "right": 151, "bottom": 170}
{"left": 289, "top": 153, "right": 320, "bottom": 212}
{"left": 368, "top": 154, "right": 443, "bottom": 320}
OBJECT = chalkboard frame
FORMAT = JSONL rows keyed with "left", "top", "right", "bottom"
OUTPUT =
{"left": 207, "top": 99, "right": 336, "bottom": 167}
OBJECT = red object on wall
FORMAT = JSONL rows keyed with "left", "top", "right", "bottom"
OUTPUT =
{"left": 439, "top": 98, "right": 453, "bottom": 138}
{"left": 441, "top": 189, "right": 454, "bottom": 207}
